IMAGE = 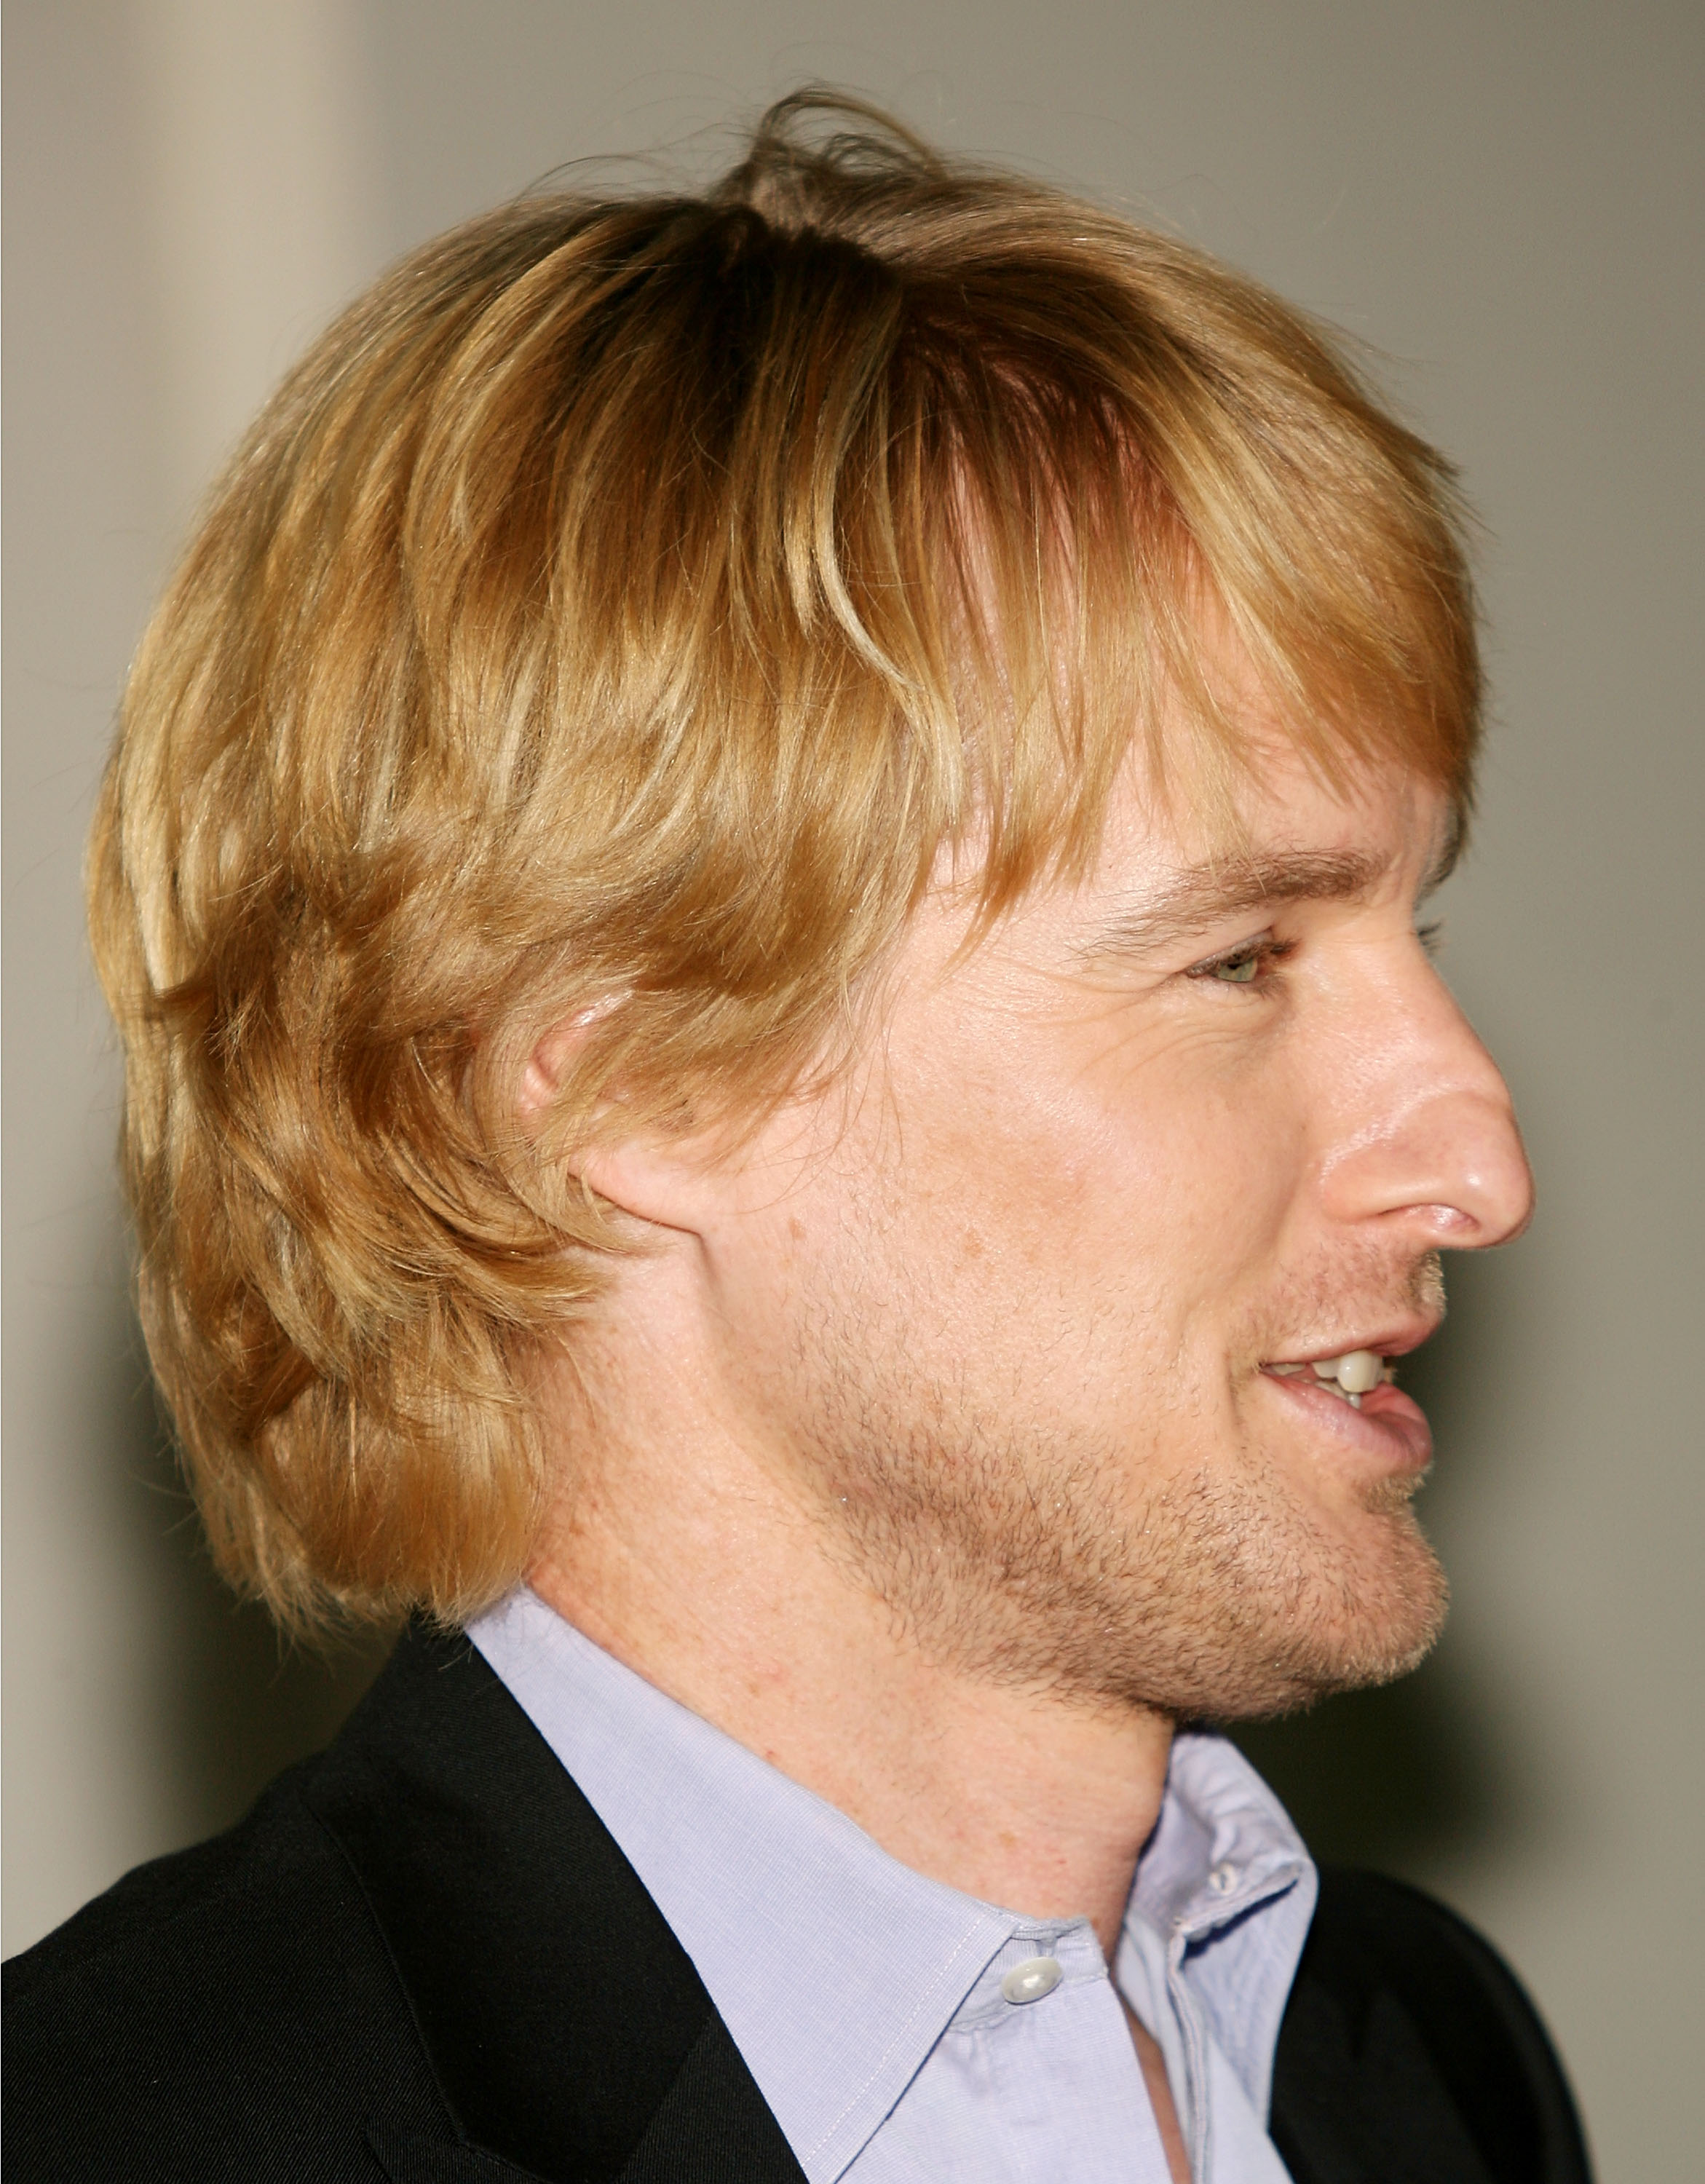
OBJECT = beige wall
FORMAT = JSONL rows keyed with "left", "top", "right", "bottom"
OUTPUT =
{"left": 5, "top": 5, "right": 1701, "bottom": 2176}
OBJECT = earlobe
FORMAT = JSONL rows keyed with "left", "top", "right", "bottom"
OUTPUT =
{"left": 574, "top": 1133, "right": 716, "bottom": 1237}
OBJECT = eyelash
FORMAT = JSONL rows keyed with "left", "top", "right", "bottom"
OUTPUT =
{"left": 1187, "top": 935, "right": 1296, "bottom": 988}
{"left": 1188, "top": 920, "right": 1444, "bottom": 988}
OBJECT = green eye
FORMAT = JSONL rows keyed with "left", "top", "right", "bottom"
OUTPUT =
{"left": 1187, "top": 933, "right": 1291, "bottom": 986}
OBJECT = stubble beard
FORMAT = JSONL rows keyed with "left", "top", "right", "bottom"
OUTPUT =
{"left": 788, "top": 1281, "right": 1449, "bottom": 1726}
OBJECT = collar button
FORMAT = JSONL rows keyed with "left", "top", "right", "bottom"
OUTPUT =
{"left": 1000, "top": 1955, "right": 1063, "bottom": 2005}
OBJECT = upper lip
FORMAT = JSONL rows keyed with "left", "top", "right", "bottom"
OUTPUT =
{"left": 1264, "top": 1318, "right": 1441, "bottom": 1366}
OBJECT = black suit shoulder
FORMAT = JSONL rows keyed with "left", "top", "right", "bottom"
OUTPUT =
{"left": 9, "top": 1757, "right": 336, "bottom": 1995}
{"left": 1274, "top": 1867, "right": 1592, "bottom": 2184}
{"left": 4, "top": 1757, "right": 449, "bottom": 2183}
{"left": 4, "top": 1629, "right": 802, "bottom": 2184}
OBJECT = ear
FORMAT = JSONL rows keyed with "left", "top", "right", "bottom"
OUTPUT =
{"left": 518, "top": 1008, "right": 603, "bottom": 1123}
{"left": 520, "top": 1005, "right": 716, "bottom": 1235}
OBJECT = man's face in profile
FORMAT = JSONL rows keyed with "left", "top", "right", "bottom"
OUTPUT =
{"left": 657, "top": 710, "right": 1535, "bottom": 1725}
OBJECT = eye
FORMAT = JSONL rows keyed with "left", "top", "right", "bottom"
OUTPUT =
{"left": 1187, "top": 934, "right": 1292, "bottom": 987}
{"left": 1211, "top": 947, "right": 1263, "bottom": 985}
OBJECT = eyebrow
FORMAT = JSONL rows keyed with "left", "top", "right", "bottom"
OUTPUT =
{"left": 1077, "top": 831, "right": 1460, "bottom": 965}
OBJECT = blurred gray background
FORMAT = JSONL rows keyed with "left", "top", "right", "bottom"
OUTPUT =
{"left": 5, "top": 4, "right": 1701, "bottom": 2176}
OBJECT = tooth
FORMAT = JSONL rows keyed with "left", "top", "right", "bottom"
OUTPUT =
{"left": 1313, "top": 1358, "right": 1342, "bottom": 1380}
{"left": 1347, "top": 1392, "right": 1363, "bottom": 1409}
{"left": 1334, "top": 1350, "right": 1383, "bottom": 1395}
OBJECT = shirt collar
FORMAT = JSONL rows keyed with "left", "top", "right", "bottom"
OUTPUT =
{"left": 1125, "top": 1731, "right": 1318, "bottom": 2126}
{"left": 470, "top": 1586, "right": 1313, "bottom": 2180}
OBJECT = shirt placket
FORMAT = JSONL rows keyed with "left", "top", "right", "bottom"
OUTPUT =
{"left": 1160, "top": 1856, "right": 1309, "bottom": 2182}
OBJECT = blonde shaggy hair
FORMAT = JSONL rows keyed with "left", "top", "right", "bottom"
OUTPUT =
{"left": 90, "top": 92, "right": 1482, "bottom": 1633}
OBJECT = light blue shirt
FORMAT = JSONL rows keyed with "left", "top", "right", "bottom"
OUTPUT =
{"left": 470, "top": 1586, "right": 1314, "bottom": 2183}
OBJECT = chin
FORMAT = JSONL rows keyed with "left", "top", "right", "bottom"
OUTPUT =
{"left": 1193, "top": 1511, "right": 1451, "bottom": 1725}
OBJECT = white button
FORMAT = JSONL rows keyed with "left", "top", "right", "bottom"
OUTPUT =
{"left": 1000, "top": 1955, "right": 1063, "bottom": 2005}
{"left": 1209, "top": 1862, "right": 1238, "bottom": 1896}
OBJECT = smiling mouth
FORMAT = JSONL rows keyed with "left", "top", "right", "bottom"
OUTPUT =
{"left": 1264, "top": 1350, "right": 1397, "bottom": 1411}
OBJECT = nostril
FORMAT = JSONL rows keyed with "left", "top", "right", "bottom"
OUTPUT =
{"left": 1416, "top": 1203, "right": 1480, "bottom": 1238}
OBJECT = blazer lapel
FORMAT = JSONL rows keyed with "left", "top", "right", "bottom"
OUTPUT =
{"left": 307, "top": 1627, "right": 806, "bottom": 2184}
{"left": 365, "top": 2124, "right": 558, "bottom": 2183}
{"left": 1270, "top": 1869, "right": 1591, "bottom": 2184}
{"left": 618, "top": 2017, "right": 813, "bottom": 2183}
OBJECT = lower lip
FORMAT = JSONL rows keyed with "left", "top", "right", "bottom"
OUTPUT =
{"left": 1260, "top": 1370, "right": 1433, "bottom": 1473}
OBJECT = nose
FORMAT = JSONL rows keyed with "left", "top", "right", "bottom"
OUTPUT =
{"left": 1320, "top": 978, "right": 1535, "bottom": 1251}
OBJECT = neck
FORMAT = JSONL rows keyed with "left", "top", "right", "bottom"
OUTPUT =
{"left": 526, "top": 1307, "right": 1175, "bottom": 1959}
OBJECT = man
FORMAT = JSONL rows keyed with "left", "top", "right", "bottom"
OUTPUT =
{"left": 7, "top": 90, "right": 1589, "bottom": 2183}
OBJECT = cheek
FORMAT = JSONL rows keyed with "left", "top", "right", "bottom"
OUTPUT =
{"left": 853, "top": 986, "right": 1318, "bottom": 1359}
{"left": 895, "top": 1069, "right": 1286, "bottom": 1377}
{"left": 1135, "top": 1096, "right": 1299, "bottom": 1273}
{"left": 1066, "top": 1033, "right": 1310, "bottom": 1302}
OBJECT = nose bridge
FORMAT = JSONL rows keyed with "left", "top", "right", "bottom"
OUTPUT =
{"left": 1322, "top": 962, "right": 1534, "bottom": 1248}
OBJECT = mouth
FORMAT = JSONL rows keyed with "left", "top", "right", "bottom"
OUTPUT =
{"left": 1263, "top": 1348, "right": 1395, "bottom": 1411}
{"left": 1259, "top": 1331, "right": 1436, "bottom": 1473}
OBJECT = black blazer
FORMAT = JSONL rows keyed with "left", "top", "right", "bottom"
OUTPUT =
{"left": 5, "top": 1627, "right": 1591, "bottom": 2183}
